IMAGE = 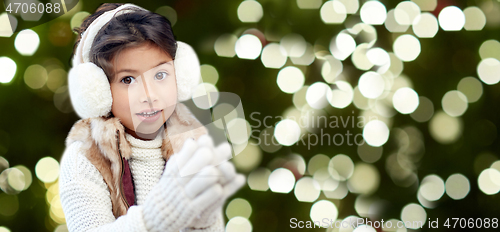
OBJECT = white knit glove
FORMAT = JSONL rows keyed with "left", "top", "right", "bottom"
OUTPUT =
{"left": 142, "top": 137, "right": 224, "bottom": 232}
{"left": 186, "top": 135, "right": 246, "bottom": 230}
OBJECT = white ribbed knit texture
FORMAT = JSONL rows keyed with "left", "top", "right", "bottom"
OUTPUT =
{"left": 126, "top": 133, "right": 165, "bottom": 206}
{"left": 59, "top": 134, "right": 226, "bottom": 231}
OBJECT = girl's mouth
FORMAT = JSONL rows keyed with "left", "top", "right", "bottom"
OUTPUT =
{"left": 136, "top": 109, "right": 163, "bottom": 122}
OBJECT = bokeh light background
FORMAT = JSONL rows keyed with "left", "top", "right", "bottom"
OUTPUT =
{"left": 1, "top": 0, "right": 500, "bottom": 231}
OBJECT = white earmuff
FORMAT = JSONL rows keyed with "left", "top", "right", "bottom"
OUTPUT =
{"left": 68, "top": 4, "right": 201, "bottom": 119}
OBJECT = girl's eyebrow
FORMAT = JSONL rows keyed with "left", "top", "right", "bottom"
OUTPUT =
{"left": 115, "top": 60, "right": 173, "bottom": 75}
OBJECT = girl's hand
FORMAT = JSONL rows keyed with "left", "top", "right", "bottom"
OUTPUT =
{"left": 186, "top": 135, "right": 246, "bottom": 229}
{"left": 142, "top": 137, "right": 225, "bottom": 232}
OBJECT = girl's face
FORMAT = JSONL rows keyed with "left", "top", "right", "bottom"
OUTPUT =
{"left": 110, "top": 42, "right": 177, "bottom": 139}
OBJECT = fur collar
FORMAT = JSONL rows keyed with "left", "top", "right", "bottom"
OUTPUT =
{"left": 65, "top": 103, "right": 208, "bottom": 218}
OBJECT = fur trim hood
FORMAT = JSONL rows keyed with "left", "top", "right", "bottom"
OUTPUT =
{"left": 65, "top": 103, "right": 208, "bottom": 218}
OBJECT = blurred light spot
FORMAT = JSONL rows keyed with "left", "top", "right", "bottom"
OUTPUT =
{"left": 35, "top": 157, "right": 60, "bottom": 183}
{"left": 226, "top": 216, "right": 252, "bottom": 232}
{"left": 313, "top": 168, "right": 332, "bottom": 190}
{"left": 277, "top": 66, "right": 305, "bottom": 94}
{"left": 274, "top": 119, "right": 301, "bottom": 146}
{"left": 477, "top": 58, "right": 500, "bottom": 85}
{"left": 155, "top": 6, "right": 177, "bottom": 26}
{"left": 366, "top": 47, "right": 390, "bottom": 66}
{"left": 226, "top": 118, "right": 251, "bottom": 145}
{"left": 24, "top": 64, "right": 48, "bottom": 89}
{"left": 354, "top": 196, "right": 375, "bottom": 218}
{"left": 48, "top": 22, "right": 72, "bottom": 46}
{"left": 306, "top": 82, "right": 330, "bottom": 109}
{"left": 327, "top": 81, "right": 353, "bottom": 109}
{"left": 324, "top": 181, "right": 348, "bottom": 199}
{"left": 320, "top": 1, "right": 347, "bottom": 24}
{"left": 357, "top": 143, "right": 383, "bottom": 163}
{"left": 0, "top": 57, "right": 17, "bottom": 84}
{"left": 15, "top": 29, "right": 40, "bottom": 56}
{"left": 294, "top": 177, "right": 321, "bottom": 202}
{"left": 395, "top": 1, "right": 421, "bottom": 26}
{"left": 360, "top": 1, "right": 387, "bottom": 25}
{"left": 54, "top": 86, "right": 73, "bottom": 113}
{"left": 47, "top": 68, "right": 66, "bottom": 92}
{"left": 445, "top": 173, "right": 470, "bottom": 200}
{"left": 0, "top": 13, "right": 17, "bottom": 37}
{"left": 352, "top": 43, "right": 374, "bottom": 70}
{"left": 338, "top": 0, "right": 359, "bottom": 14}
{"left": 54, "top": 224, "right": 68, "bottom": 232}
{"left": 331, "top": 32, "right": 356, "bottom": 60}
{"left": 238, "top": 0, "right": 263, "bottom": 23}
{"left": 457, "top": 77, "right": 482, "bottom": 103}
{"left": 388, "top": 53, "right": 404, "bottom": 77}
{"left": 393, "top": 87, "right": 419, "bottom": 114}
{"left": 358, "top": 71, "right": 385, "bottom": 99}
{"left": 401, "top": 203, "right": 426, "bottom": 229}
{"left": 200, "top": 64, "right": 219, "bottom": 85}
{"left": 192, "top": 83, "right": 219, "bottom": 109}
{"left": 297, "top": 0, "right": 322, "bottom": 9}
{"left": 385, "top": 9, "right": 410, "bottom": 33}
{"left": 442, "top": 90, "right": 468, "bottom": 117}
{"left": 410, "top": 96, "right": 434, "bottom": 122}
{"left": 6, "top": 167, "right": 25, "bottom": 192}
{"left": 0, "top": 194, "right": 18, "bottom": 216}
{"left": 393, "top": 34, "right": 420, "bottom": 62}
{"left": 0, "top": 157, "right": 8, "bottom": 173}
{"left": 491, "top": 161, "right": 500, "bottom": 172}
{"left": 363, "top": 120, "right": 389, "bottom": 147}
{"left": 429, "top": 111, "right": 462, "bottom": 144}
{"left": 328, "top": 154, "right": 354, "bottom": 181}
{"left": 478, "top": 168, "right": 500, "bottom": 195}
{"left": 287, "top": 153, "right": 307, "bottom": 175}
{"left": 268, "top": 168, "right": 295, "bottom": 193}
{"left": 353, "top": 86, "right": 370, "bottom": 110}
{"left": 353, "top": 225, "right": 376, "bottom": 232}
{"left": 290, "top": 43, "right": 316, "bottom": 65}
{"left": 308, "top": 154, "right": 330, "bottom": 175}
{"left": 348, "top": 163, "right": 380, "bottom": 195}
{"left": 232, "top": 142, "right": 261, "bottom": 172}
{"left": 310, "top": 200, "right": 338, "bottom": 225}
{"left": 235, "top": 34, "right": 262, "bottom": 59}
{"left": 50, "top": 194, "right": 65, "bottom": 224}
{"left": 463, "top": 7, "right": 486, "bottom": 31}
{"left": 411, "top": 0, "right": 437, "bottom": 11}
{"left": 215, "top": 34, "right": 237, "bottom": 57}
{"left": 12, "top": 165, "right": 31, "bottom": 191}
{"left": 321, "top": 55, "right": 343, "bottom": 83}
{"left": 438, "top": 6, "right": 465, "bottom": 31}
{"left": 419, "top": 175, "right": 445, "bottom": 201}
{"left": 259, "top": 127, "right": 282, "bottom": 153}
{"left": 226, "top": 198, "right": 252, "bottom": 219}
{"left": 261, "top": 43, "right": 287, "bottom": 68}
{"left": 412, "top": 13, "right": 438, "bottom": 38}
{"left": 281, "top": 33, "right": 307, "bottom": 57}
{"left": 247, "top": 167, "right": 271, "bottom": 191}
{"left": 479, "top": 40, "right": 500, "bottom": 61}
{"left": 0, "top": 226, "right": 10, "bottom": 232}
{"left": 70, "top": 11, "right": 90, "bottom": 30}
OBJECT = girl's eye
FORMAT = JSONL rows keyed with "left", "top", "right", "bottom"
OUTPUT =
{"left": 121, "top": 76, "right": 135, "bottom": 84}
{"left": 155, "top": 72, "right": 168, "bottom": 80}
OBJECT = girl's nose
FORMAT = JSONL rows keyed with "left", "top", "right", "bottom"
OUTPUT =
{"left": 139, "top": 76, "right": 159, "bottom": 104}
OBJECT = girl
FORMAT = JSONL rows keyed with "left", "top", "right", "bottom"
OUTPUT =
{"left": 59, "top": 3, "right": 244, "bottom": 232}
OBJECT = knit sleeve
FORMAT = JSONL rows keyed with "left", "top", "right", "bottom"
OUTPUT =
{"left": 59, "top": 141, "right": 148, "bottom": 232}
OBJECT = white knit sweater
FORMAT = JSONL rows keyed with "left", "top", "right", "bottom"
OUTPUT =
{"left": 59, "top": 132, "right": 225, "bottom": 232}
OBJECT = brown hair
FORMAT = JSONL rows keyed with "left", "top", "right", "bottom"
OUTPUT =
{"left": 72, "top": 3, "right": 177, "bottom": 81}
